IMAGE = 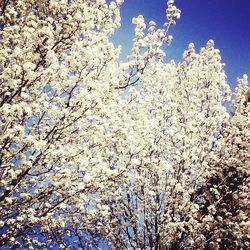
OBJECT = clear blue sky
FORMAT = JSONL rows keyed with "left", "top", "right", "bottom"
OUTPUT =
{"left": 112, "top": 0, "right": 250, "bottom": 90}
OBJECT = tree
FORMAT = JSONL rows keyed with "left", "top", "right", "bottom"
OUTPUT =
{"left": 0, "top": 0, "right": 249, "bottom": 249}
{"left": 193, "top": 75, "right": 250, "bottom": 250}
{"left": 0, "top": 0, "right": 124, "bottom": 247}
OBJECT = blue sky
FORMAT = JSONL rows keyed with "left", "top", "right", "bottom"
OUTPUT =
{"left": 112, "top": 0, "right": 250, "bottom": 90}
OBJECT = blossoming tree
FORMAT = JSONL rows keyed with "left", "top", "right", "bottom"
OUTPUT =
{"left": 194, "top": 75, "right": 250, "bottom": 250}
{"left": 0, "top": 0, "right": 249, "bottom": 249}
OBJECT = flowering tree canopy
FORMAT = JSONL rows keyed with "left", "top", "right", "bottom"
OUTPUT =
{"left": 0, "top": 0, "right": 249, "bottom": 249}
